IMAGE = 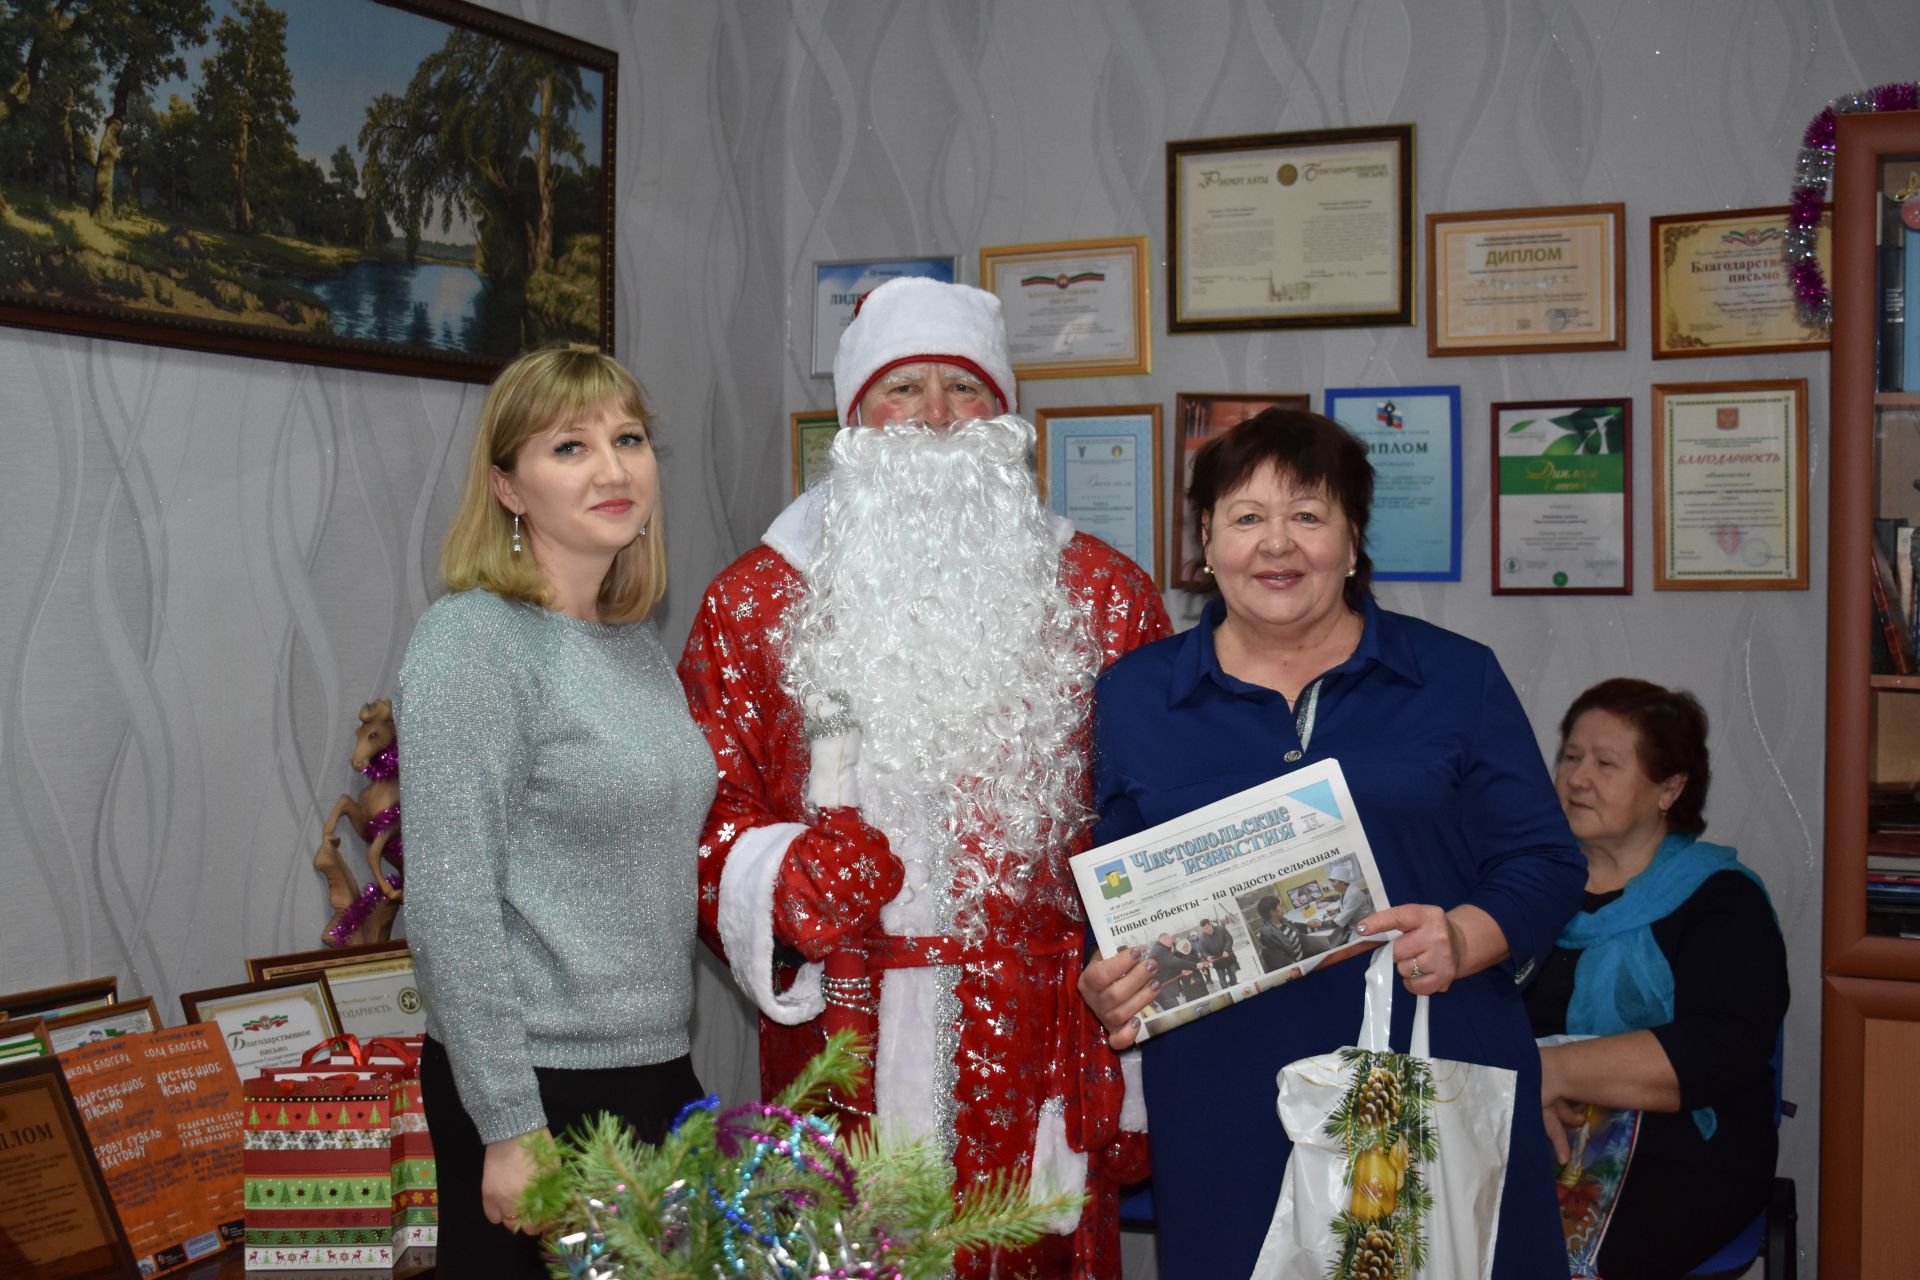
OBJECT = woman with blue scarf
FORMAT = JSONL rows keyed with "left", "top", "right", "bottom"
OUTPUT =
{"left": 1525, "top": 679, "right": 1788, "bottom": 1279}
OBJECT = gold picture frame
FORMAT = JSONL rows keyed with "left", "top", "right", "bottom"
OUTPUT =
{"left": 1650, "top": 206, "right": 1832, "bottom": 358}
{"left": 979, "top": 236, "right": 1151, "bottom": 378}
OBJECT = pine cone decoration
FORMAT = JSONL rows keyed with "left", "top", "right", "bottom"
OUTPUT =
{"left": 1351, "top": 1226, "right": 1402, "bottom": 1280}
{"left": 1355, "top": 1065, "right": 1402, "bottom": 1129}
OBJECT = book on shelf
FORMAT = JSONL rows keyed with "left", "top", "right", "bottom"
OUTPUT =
{"left": 1870, "top": 546, "right": 1914, "bottom": 674}
{"left": 1883, "top": 199, "right": 1907, "bottom": 392}
{"left": 1906, "top": 225, "right": 1920, "bottom": 392}
{"left": 1870, "top": 852, "right": 1920, "bottom": 874}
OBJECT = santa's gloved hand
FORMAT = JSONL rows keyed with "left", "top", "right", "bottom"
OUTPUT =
{"left": 772, "top": 808, "right": 904, "bottom": 962}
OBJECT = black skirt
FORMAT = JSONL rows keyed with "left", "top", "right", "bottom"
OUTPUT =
{"left": 420, "top": 1036, "right": 703, "bottom": 1279}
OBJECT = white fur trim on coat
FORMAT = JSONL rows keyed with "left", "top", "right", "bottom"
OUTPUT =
{"left": 1030, "top": 1099, "right": 1090, "bottom": 1234}
{"left": 1119, "top": 1048, "right": 1148, "bottom": 1132}
{"left": 716, "top": 822, "right": 824, "bottom": 1025}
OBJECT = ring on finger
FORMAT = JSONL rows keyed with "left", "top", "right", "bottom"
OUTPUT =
{"left": 1409, "top": 957, "right": 1423, "bottom": 979}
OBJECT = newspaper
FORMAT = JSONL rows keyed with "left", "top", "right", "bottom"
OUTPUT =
{"left": 1070, "top": 758, "right": 1390, "bottom": 1041}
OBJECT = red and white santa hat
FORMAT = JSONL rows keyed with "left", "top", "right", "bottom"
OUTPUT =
{"left": 832, "top": 277, "right": 1017, "bottom": 426}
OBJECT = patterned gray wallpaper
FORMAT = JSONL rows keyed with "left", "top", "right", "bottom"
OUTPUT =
{"left": 6, "top": 2, "right": 1918, "bottom": 1273}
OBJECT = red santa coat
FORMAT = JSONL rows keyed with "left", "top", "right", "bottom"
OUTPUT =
{"left": 677, "top": 493, "right": 1170, "bottom": 1279}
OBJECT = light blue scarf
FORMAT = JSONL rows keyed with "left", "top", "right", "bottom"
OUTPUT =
{"left": 1558, "top": 833, "right": 1768, "bottom": 1140}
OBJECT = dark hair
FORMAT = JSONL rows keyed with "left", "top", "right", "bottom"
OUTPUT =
{"left": 1186, "top": 408, "right": 1375, "bottom": 608}
{"left": 1558, "top": 678, "right": 1711, "bottom": 835}
{"left": 1254, "top": 893, "right": 1282, "bottom": 923}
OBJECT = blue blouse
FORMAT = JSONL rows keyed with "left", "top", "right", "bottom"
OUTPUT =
{"left": 1094, "top": 595, "right": 1585, "bottom": 1280}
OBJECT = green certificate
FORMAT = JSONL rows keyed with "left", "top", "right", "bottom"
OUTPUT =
{"left": 1493, "top": 401, "right": 1630, "bottom": 594}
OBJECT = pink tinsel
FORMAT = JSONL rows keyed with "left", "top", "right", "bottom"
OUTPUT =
{"left": 325, "top": 873, "right": 404, "bottom": 947}
{"left": 1874, "top": 82, "right": 1918, "bottom": 112}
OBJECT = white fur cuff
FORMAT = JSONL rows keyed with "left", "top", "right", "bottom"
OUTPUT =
{"left": 1030, "top": 1098, "right": 1089, "bottom": 1235}
{"left": 716, "top": 822, "right": 825, "bottom": 1025}
{"left": 1119, "top": 1048, "right": 1148, "bottom": 1133}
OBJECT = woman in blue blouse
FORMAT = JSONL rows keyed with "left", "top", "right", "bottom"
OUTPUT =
{"left": 1079, "top": 409, "right": 1586, "bottom": 1278}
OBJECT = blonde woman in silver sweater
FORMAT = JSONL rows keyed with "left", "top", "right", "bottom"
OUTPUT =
{"left": 397, "top": 346, "right": 715, "bottom": 1276}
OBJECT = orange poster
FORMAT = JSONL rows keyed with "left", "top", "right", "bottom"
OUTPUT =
{"left": 141, "top": 1024, "right": 247, "bottom": 1248}
{"left": 60, "top": 1032, "right": 220, "bottom": 1275}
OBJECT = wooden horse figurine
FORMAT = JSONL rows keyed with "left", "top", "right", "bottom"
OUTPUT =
{"left": 314, "top": 699, "right": 404, "bottom": 946}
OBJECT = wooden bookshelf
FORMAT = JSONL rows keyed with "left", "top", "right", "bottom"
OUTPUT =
{"left": 1822, "top": 110, "right": 1920, "bottom": 1278}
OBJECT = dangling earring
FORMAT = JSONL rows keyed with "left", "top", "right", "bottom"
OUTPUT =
{"left": 511, "top": 513, "right": 523, "bottom": 555}
{"left": 1201, "top": 564, "right": 1216, "bottom": 576}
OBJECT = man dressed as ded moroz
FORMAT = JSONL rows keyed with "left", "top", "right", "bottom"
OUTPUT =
{"left": 678, "top": 277, "right": 1171, "bottom": 1277}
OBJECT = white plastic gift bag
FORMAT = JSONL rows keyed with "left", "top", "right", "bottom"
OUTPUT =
{"left": 1252, "top": 942, "right": 1517, "bottom": 1280}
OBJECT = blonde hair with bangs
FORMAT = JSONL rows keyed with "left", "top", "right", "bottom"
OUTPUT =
{"left": 440, "top": 345, "right": 668, "bottom": 623}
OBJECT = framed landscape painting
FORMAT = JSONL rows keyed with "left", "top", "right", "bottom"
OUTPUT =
{"left": 0, "top": 0, "right": 616, "bottom": 381}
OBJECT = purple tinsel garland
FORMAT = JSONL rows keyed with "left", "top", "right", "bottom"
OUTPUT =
{"left": 1784, "top": 82, "right": 1920, "bottom": 330}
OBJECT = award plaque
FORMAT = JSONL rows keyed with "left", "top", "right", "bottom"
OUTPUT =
{"left": 0, "top": 1055, "right": 141, "bottom": 1279}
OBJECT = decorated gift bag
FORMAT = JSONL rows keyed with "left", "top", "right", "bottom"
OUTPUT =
{"left": 1252, "top": 943, "right": 1517, "bottom": 1280}
{"left": 310, "top": 1034, "right": 438, "bottom": 1251}
{"left": 242, "top": 1035, "right": 405, "bottom": 1268}
{"left": 367, "top": 1036, "right": 438, "bottom": 1248}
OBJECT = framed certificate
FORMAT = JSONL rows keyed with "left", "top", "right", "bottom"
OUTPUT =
{"left": 0, "top": 976, "right": 119, "bottom": 1022}
{"left": 1171, "top": 392, "right": 1312, "bottom": 591}
{"left": 322, "top": 954, "right": 427, "bottom": 1039}
{"left": 1168, "top": 125, "right": 1415, "bottom": 331}
{"left": 1427, "top": 203, "right": 1626, "bottom": 355}
{"left": 43, "top": 997, "right": 162, "bottom": 1055}
{"left": 1325, "top": 387, "right": 1462, "bottom": 581}
{"left": 1491, "top": 400, "right": 1632, "bottom": 595}
{"left": 980, "top": 237, "right": 1150, "bottom": 378}
{"left": 246, "top": 938, "right": 410, "bottom": 984}
{"left": 179, "top": 975, "right": 342, "bottom": 1079}
{"left": 1651, "top": 380, "right": 1809, "bottom": 591}
{"left": 811, "top": 256, "right": 958, "bottom": 377}
{"left": 1034, "top": 405, "right": 1164, "bottom": 586}
{"left": 0, "top": 1056, "right": 141, "bottom": 1280}
{"left": 0, "top": 1016, "right": 55, "bottom": 1064}
{"left": 1651, "top": 206, "right": 1833, "bottom": 358}
{"left": 791, "top": 409, "right": 839, "bottom": 496}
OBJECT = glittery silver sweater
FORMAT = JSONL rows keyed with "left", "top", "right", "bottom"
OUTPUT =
{"left": 395, "top": 589, "right": 715, "bottom": 1144}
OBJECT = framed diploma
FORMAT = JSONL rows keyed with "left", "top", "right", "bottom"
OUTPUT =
{"left": 1491, "top": 400, "right": 1632, "bottom": 595}
{"left": 791, "top": 409, "right": 839, "bottom": 497}
{"left": 1651, "top": 380, "right": 1809, "bottom": 591}
{"left": 0, "top": 1055, "right": 141, "bottom": 1280}
{"left": 321, "top": 953, "right": 427, "bottom": 1039}
{"left": 1651, "top": 206, "right": 1832, "bottom": 358}
{"left": 0, "top": 977, "right": 119, "bottom": 1023}
{"left": 1, "top": 1016, "right": 55, "bottom": 1064}
{"left": 246, "top": 938, "right": 409, "bottom": 984}
{"left": 1034, "top": 405, "right": 1165, "bottom": 586}
{"left": 1325, "top": 387, "right": 1463, "bottom": 581}
{"left": 811, "top": 256, "right": 958, "bottom": 377}
{"left": 179, "top": 975, "right": 342, "bottom": 1080}
{"left": 1426, "top": 203, "right": 1626, "bottom": 355}
{"left": 980, "top": 237, "right": 1150, "bottom": 378}
{"left": 1167, "top": 125, "right": 1415, "bottom": 332}
{"left": 43, "top": 997, "right": 161, "bottom": 1055}
{"left": 1172, "top": 392, "right": 1312, "bottom": 591}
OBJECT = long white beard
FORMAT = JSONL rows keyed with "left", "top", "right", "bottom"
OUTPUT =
{"left": 781, "top": 416, "right": 1098, "bottom": 937}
